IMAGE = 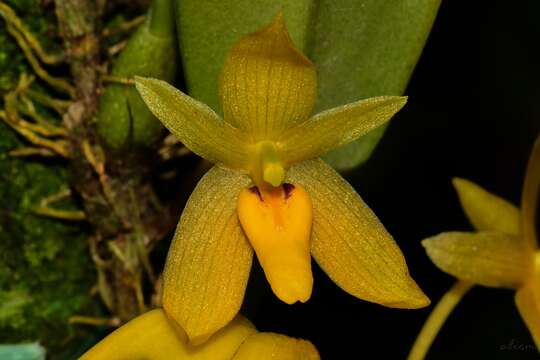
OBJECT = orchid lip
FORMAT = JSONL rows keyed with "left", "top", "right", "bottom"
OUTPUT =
{"left": 238, "top": 182, "right": 314, "bottom": 304}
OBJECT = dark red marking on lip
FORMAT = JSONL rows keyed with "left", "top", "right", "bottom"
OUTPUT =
{"left": 249, "top": 186, "right": 263, "bottom": 201}
{"left": 283, "top": 183, "right": 295, "bottom": 199}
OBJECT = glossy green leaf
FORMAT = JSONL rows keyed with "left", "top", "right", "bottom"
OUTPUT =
{"left": 312, "top": 0, "right": 441, "bottom": 170}
{"left": 176, "top": 0, "right": 440, "bottom": 170}
{"left": 97, "top": 0, "right": 177, "bottom": 151}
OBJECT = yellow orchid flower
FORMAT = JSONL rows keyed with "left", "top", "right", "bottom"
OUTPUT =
{"left": 80, "top": 308, "right": 319, "bottom": 359}
{"left": 135, "top": 12, "right": 429, "bottom": 344}
{"left": 408, "top": 135, "right": 540, "bottom": 360}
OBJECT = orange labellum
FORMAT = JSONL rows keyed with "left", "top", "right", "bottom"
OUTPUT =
{"left": 238, "top": 184, "right": 313, "bottom": 304}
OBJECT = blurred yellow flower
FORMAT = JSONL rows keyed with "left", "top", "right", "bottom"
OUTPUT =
{"left": 409, "top": 135, "right": 540, "bottom": 359}
{"left": 80, "top": 309, "right": 319, "bottom": 360}
{"left": 136, "top": 12, "right": 429, "bottom": 344}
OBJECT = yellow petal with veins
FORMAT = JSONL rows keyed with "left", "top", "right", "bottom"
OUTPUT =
{"left": 515, "top": 263, "right": 540, "bottom": 349}
{"left": 237, "top": 184, "right": 313, "bottom": 304}
{"left": 80, "top": 310, "right": 257, "bottom": 360}
{"left": 135, "top": 77, "right": 250, "bottom": 171}
{"left": 516, "top": 136, "right": 540, "bottom": 347}
{"left": 452, "top": 177, "right": 521, "bottom": 236}
{"left": 232, "top": 333, "right": 320, "bottom": 360}
{"left": 422, "top": 231, "right": 529, "bottom": 288}
{"left": 280, "top": 96, "right": 407, "bottom": 165}
{"left": 287, "top": 159, "right": 429, "bottom": 308}
{"left": 219, "top": 12, "right": 316, "bottom": 139}
{"left": 163, "top": 166, "right": 253, "bottom": 345}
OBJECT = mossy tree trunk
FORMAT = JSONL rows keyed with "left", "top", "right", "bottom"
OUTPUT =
{"left": 0, "top": 0, "right": 180, "bottom": 356}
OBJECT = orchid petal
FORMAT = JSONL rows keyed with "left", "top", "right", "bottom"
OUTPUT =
{"left": 219, "top": 12, "right": 316, "bottom": 139}
{"left": 287, "top": 159, "right": 429, "bottom": 309}
{"left": 81, "top": 310, "right": 257, "bottom": 360}
{"left": 163, "top": 166, "right": 253, "bottom": 345}
{"left": 135, "top": 77, "right": 250, "bottom": 170}
{"left": 80, "top": 309, "right": 183, "bottom": 360}
{"left": 452, "top": 177, "right": 521, "bottom": 236}
{"left": 514, "top": 137, "right": 540, "bottom": 346}
{"left": 422, "top": 231, "right": 529, "bottom": 288}
{"left": 280, "top": 96, "right": 407, "bottom": 164}
{"left": 232, "top": 333, "right": 320, "bottom": 360}
{"left": 515, "top": 276, "right": 540, "bottom": 349}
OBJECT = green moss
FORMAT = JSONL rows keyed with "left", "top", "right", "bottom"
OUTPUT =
{"left": 0, "top": 26, "right": 26, "bottom": 91}
{"left": 0, "top": 2, "right": 95, "bottom": 356}
{"left": 0, "top": 121, "right": 95, "bottom": 354}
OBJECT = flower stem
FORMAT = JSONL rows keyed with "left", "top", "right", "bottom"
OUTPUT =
{"left": 407, "top": 280, "right": 474, "bottom": 360}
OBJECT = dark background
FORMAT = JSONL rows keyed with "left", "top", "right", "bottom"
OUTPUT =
{"left": 244, "top": 1, "right": 540, "bottom": 359}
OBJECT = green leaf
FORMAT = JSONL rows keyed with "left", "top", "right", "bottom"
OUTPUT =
{"left": 312, "top": 0, "right": 441, "bottom": 170}
{"left": 0, "top": 120, "right": 95, "bottom": 355}
{"left": 175, "top": 0, "right": 440, "bottom": 170}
